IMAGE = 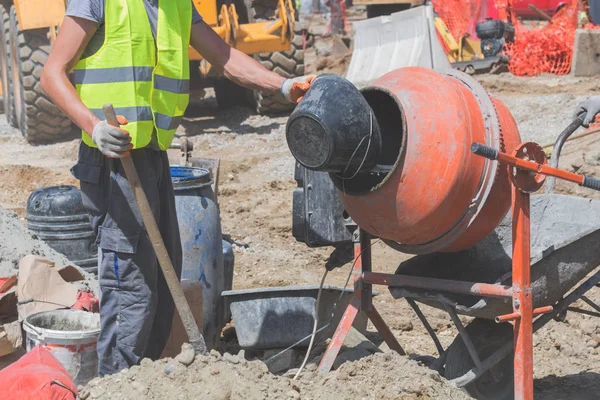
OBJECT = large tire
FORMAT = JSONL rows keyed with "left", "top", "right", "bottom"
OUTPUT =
{"left": 0, "top": 5, "right": 14, "bottom": 123}
{"left": 444, "top": 319, "right": 514, "bottom": 400}
{"left": 9, "top": 6, "right": 71, "bottom": 144}
{"left": 213, "top": 0, "right": 305, "bottom": 115}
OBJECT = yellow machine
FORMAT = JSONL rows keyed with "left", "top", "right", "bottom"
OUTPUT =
{"left": 433, "top": 16, "right": 507, "bottom": 75}
{"left": 0, "top": 0, "right": 303, "bottom": 144}
{"left": 433, "top": 16, "right": 483, "bottom": 64}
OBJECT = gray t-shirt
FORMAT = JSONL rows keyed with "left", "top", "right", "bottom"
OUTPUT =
{"left": 66, "top": 0, "right": 203, "bottom": 58}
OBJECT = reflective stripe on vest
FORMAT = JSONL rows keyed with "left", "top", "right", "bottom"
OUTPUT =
{"left": 73, "top": 0, "right": 192, "bottom": 150}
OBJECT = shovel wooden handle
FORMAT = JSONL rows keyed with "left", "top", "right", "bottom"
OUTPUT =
{"left": 103, "top": 104, "right": 208, "bottom": 356}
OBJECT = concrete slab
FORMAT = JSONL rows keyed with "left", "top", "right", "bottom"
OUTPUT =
{"left": 572, "top": 29, "right": 600, "bottom": 77}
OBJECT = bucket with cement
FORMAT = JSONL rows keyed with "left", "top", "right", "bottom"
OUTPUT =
{"left": 23, "top": 309, "right": 100, "bottom": 386}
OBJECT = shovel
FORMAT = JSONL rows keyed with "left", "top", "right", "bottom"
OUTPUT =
{"left": 103, "top": 104, "right": 208, "bottom": 356}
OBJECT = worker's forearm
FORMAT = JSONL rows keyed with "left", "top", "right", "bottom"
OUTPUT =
{"left": 40, "top": 68, "right": 99, "bottom": 137}
{"left": 190, "top": 22, "right": 285, "bottom": 93}
{"left": 222, "top": 48, "right": 285, "bottom": 93}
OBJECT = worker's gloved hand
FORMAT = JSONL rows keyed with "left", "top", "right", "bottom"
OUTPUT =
{"left": 281, "top": 75, "right": 316, "bottom": 104}
{"left": 574, "top": 96, "right": 600, "bottom": 128}
{"left": 91, "top": 117, "right": 132, "bottom": 158}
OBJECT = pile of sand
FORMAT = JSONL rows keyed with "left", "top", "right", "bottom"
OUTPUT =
{"left": 83, "top": 348, "right": 469, "bottom": 400}
{"left": 0, "top": 206, "right": 70, "bottom": 276}
{"left": 0, "top": 206, "right": 97, "bottom": 293}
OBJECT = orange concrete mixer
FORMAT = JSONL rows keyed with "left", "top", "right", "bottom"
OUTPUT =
{"left": 286, "top": 67, "right": 522, "bottom": 253}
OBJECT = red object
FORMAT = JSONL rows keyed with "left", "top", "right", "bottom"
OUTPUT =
{"left": 511, "top": 181, "right": 534, "bottom": 399}
{"left": 505, "top": 0, "right": 579, "bottom": 76}
{"left": 0, "top": 275, "right": 17, "bottom": 293}
{"left": 511, "top": 0, "right": 567, "bottom": 18}
{"left": 71, "top": 291, "right": 99, "bottom": 313}
{"left": 363, "top": 272, "right": 513, "bottom": 298}
{"left": 487, "top": 0, "right": 501, "bottom": 19}
{"left": 491, "top": 142, "right": 588, "bottom": 187}
{"left": 0, "top": 345, "right": 77, "bottom": 400}
{"left": 340, "top": 68, "right": 521, "bottom": 253}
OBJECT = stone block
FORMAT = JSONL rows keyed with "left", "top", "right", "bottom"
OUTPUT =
{"left": 572, "top": 29, "right": 600, "bottom": 77}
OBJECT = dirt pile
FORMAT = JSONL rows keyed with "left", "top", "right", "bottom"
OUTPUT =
{"left": 0, "top": 206, "right": 98, "bottom": 295}
{"left": 0, "top": 206, "right": 70, "bottom": 276}
{"left": 83, "top": 349, "right": 469, "bottom": 400}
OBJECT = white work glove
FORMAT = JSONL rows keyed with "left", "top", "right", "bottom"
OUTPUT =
{"left": 574, "top": 96, "right": 600, "bottom": 128}
{"left": 91, "top": 117, "right": 132, "bottom": 158}
{"left": 280, "top": 75, "right": 316, "bottom": 103}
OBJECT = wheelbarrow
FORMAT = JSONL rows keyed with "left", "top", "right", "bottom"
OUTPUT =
{"left": 390, "top": 193, "right": 600, "bottom": 399}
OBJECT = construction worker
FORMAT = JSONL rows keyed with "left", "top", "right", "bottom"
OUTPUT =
{"left": 575, "top": 96, "right": 600, "bottom": 127}
{"left": 40, "top": 0, "right": 314, "bottom": 376}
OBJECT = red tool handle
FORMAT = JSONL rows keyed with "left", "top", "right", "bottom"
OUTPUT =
{"left": 471, "top": 142, "right": 600, "bottom": 191}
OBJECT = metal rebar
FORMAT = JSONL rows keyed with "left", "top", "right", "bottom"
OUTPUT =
{"left": 443, "top": 304, "right": 482, "bottom": 370}
{"left": 406, "top": 298, "right": 445, "bottom": 356}
{"left": 363, "top": 272, "right": 513, "bottom": 299}
{"left": 581, "top": 295, "right": 600, "bottom": 314}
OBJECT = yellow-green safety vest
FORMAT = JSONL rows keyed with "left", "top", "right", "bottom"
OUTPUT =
{"left": 73, "top": 0, "right": 192, "bottom": 150}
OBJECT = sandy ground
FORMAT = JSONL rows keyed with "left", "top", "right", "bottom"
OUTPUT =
{"left": 1, "top": 13, "right": 600, "bottom": 398}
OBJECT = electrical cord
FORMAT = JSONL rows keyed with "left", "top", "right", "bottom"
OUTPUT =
{"left": 292, "top": 238, "right": 381, "bottom": 380}
{"left": 293, "top": 268, "right": 328, "bottom": 379}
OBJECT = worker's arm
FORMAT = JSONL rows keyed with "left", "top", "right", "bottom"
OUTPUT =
{"left": 40, "top": 16, "right": 100, "bottom": 136}
{"left": 190, "top": 21, "right": 313, "bottom": 102}
{"left": 574, "top": 96, "right": 600, "bottom": 128}
{"left": 41, "top": 16, "right": 131, "bottom": 157}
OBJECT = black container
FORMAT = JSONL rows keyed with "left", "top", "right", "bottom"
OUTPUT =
{"left": 476, "top": 19, "right": 514, "bottom": 41}
{"left": 286, "top": 74, "right": 382, "bottom": 176}
{"left": 292, "top": 162, "right": 353, "bottom": 247}
{"left": 27, "top": 186, "right": 97, "bottom": 274}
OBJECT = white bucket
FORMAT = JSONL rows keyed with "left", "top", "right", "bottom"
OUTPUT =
{"left": 23, "top": 309, "right": 100, "bottom": 386}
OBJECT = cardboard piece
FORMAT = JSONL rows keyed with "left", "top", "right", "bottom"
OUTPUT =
{"left": 17, "top": 256, "right": 79, "bottom": 321}
{"left": 0, "top": 319, "right": 22, "bottom": 358}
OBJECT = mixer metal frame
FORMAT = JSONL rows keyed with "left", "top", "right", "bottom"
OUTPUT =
{"left": 318, "top": 140, "right": 600, "bottom": 400}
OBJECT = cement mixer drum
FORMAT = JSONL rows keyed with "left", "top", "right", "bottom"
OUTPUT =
{"left": 311, "top": 67, "right": 521, "bottom": 254}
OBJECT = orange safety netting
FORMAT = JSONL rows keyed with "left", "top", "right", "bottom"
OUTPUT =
{"left": 431, "top": 0, "right": 483, "bottom": 40}
{"left": 503, "top": 0, "right": 578, "bottom": 76}
{"left": 432, "top": 0, "right": 599, "bottom": 76}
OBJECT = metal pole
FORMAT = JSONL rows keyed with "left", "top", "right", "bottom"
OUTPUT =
{"left": 318, "top": 229, "right": 363, "bottom": 373}
{"left": 512, "top": 186, "right": 533, "bottom": 400}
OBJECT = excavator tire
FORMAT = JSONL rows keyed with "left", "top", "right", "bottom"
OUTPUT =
{"left": 9, "top": 5, "right": 72, "bottom": 144}
{"left": 0, "top": 5, "right": 14, "bottom": 123}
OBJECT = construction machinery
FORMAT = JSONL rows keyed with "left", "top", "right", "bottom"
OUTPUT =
{"left": 435, "top": 16, "right": 512, "bottom": 74}
{"left": 289, "top": 69, "right": 600, "bottom": 400}
{"left": 0, "top": 0, "right": 304, "bottom": 144}
{"left": 346, "top": 4, "right": 511, "bottom": 87}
